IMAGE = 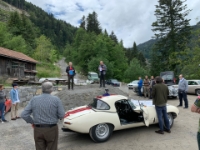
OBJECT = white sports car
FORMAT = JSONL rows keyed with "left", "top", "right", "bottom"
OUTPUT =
{"left": 62, "top": 95, "right": 179, "bottom": 142}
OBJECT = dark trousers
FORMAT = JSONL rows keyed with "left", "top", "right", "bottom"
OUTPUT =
{"left": 150, "top": 88, "right": 153, "bottom": 99}
{"left": 34, "top": 125, "right": 58, "bottom": 150}
{"left": 138, "top": 86, "right": 142, "bottom": 96}
{"left": 155, "top": 106, "right": 170, "bottom": 131}
{"left": 100, "top": 74, "right": 105, "bottom": 87}
{"left": 197, "top": 132, "right": 200, "bottom": 150}
{"left": 178, "top": 91, "right": 188, "bottom": 107}
{"left": 68, "top": 76, "right": 74, "bottom": 89}
{"left": 0, "top": 102, "right": 5, "bottom": 120}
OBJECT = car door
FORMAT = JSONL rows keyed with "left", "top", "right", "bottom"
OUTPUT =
{"left": 188, "top": 81, "right": 196, "bottom": 94}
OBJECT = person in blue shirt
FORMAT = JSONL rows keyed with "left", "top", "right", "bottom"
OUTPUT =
{"left": 138, "top": 77, "right": 143, "bottom": 96}
{"left": 103, "top": 89, "right": 110, "bottom": 96}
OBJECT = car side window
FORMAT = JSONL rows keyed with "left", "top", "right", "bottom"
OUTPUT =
{"left": 194, "top": 82, "right": 198, "bottom": 85}
{"left": 188, "top": 81, "right": 192, "bottom": 85}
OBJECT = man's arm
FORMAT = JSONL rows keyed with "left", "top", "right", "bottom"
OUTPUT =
{"left": 66, "top": 66, "right": 69, "bottom": 73}
{"left": 57, "top": 99, "right": 65, "bottom": 119}
{"left": 185, "top": 80, "right": 188, "bottom": 92}
{"left": 21, "top": 100, "right": 34, "bottom": 124}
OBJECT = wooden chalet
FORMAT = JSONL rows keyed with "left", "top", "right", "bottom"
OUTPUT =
{"left": 0, "top": 47, "right": 38, "bottom": 80}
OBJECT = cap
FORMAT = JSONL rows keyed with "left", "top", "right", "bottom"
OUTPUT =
{"left": 12, "top": 83, "right": 18, "bottom": 87}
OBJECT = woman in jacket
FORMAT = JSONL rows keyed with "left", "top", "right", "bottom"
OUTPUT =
{"left": 0, "top": 84, "right": 8, "bottom": 122}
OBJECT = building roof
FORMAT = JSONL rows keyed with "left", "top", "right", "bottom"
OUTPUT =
{"left": 0, "top": 47, "right": 38, "bottom": 63}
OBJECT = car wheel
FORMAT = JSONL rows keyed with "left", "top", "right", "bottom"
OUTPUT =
{"left": 195, "top": 89, "right": 200, "bottom": 96}
{"left": 89, "top": 123, "right": 113, "bottom": 143}
{"left": 164, "top": 113, "right": 174, "bottom": 129}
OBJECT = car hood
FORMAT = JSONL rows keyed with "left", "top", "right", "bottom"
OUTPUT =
{"left": 64, "top": 106, "right": 94, "bottom": 120}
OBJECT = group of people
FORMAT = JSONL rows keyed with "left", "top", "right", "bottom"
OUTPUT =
{"left": 66, "top": 60, "right": 107, "bottom": 90}
{"left": 139, "top": 74, "right": 189, "bottom": 135}
{"left": 137, "top": 75, "right": 155, "bottom": 98}
{"left": 0, "top": 83, "right": 21, "bottom": 123}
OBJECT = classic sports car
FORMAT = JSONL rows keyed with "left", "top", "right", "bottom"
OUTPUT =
{"left": 62, "top": 95, "right": 179, "bottom": 142}
{"left": 0, "top": 98, "right": 12, "bottom": 117}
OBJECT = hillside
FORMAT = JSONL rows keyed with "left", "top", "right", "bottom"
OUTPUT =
{"left": 1, "top": 0, "right": 77, "bottom": 53}
{"left": 137, "top": 22, "right": 200, "bottom": 59}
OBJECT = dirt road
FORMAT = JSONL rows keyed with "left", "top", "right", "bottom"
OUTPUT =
{"left": 1, "top": 85, "right": 199, "bottom": 150}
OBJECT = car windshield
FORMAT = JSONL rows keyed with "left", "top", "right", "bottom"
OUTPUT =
{"left": 111, "top": 79, "right": 118, "bottom": 82}
{"left": 127, "top": 100, "right": 136, "bottom": 109}
{"left": 91, "top": 74, "right": 98, "bottom": 77}
{"left": 88, "top": 98, "right": 110, "bottom": 110}
{"left": 132, "top": 80, "right": 138, "bottom": 84}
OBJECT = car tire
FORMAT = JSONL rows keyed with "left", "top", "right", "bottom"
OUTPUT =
{"left": 89, "top": 123, "right": 113, "bottom": 143}
{"left": 195, "top": 89, "right": 200, "bottom": 96}
{"left": 164, "top": 113, "right": 174, "bottom": 129}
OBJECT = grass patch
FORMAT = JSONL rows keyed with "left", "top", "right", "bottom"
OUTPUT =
{"left": 36, "top": 62, "right": 61, "bottom": 78}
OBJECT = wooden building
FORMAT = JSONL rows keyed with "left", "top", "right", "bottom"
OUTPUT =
{"left": 0, "top": 47, "right": 38, "bottom": 80}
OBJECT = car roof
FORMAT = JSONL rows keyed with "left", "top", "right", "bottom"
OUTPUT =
{"left": 100, "top": 95, "right": 127, "bottom": 111}
{"left": 88, "top": 72, "right": 97, "bottom": 74}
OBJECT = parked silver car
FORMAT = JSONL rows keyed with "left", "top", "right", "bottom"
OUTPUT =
{"left": 127, "top": 80, "right": 139, "bottom": 89}
{"left": 187, "top": 80, "right": 200, "bottom": 95}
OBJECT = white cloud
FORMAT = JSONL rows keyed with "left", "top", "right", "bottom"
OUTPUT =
{"left": 26, "top": 0, "right": 200, "bottom": 47}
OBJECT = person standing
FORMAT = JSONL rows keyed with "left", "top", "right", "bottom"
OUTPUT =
{"left": 66, "top": 62, "right": 76, "bottom": 90}
{"left": 0, "top": 84, "right": 8, "bottom": 123}
{"left": 149, "top": 76, "right": 155, "bottom": 99}
{"left": 152, "top": 76, "right": 170, "bottom": 134}
{"left": 98, "top": 61, "right": 107, "bottom": 88}
{"left": 21, "top": 82, "right": 65, "bottom": 150}
{"left": 138, "top": 77, "right": 143, "bottom": 96}
{"left": 177, "top": 74, "right": 188, "bottom": 108}
{"left": 143, "top": 76, "right": 150, "bottom": 98}
{"left": 10, "top": 83, "right": 20, "bottom": 120}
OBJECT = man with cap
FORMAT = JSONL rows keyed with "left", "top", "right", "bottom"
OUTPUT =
{"left": 103, "top": 89, "right": 110, "bottom": 96}
{"left": 10, "top": 83, "right": 20, "bottom": 120}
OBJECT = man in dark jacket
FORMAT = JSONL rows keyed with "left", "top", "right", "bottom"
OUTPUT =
{"left": 149, "top": 76, "right": 155, "bottom": 99}
{"left": 66, "top": 62, "right": 76, "bottom": 90}
{"left": 98, "top": 61, "right": 107, "bottom": 88}
{"left": 152, "top": 76, "right": 170, "bottom": 134}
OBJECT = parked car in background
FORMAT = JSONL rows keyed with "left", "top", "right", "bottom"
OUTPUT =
{"left": 187, "top": 80, "right": 200, "bottom": 95}
{"left": 106, "top": 79, "right": 120, "bottom": 87}
{"left": 62, "top": 95, "right": 179, "bottom": 142}
{"left": 127, "top": 80, "right": 139, "bottom": 89}
{"left": 87, "top": 72, "right": 99, "bottom": 84}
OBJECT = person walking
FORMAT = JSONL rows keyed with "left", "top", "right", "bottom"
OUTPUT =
{"left": 143, "top": 76, "right": 150, "bottom": 98}
{"left": 149, "top": 76, "right": 155, "bottom": 99}
{"left": 10, "top": 83, "right": 20, "bottom": 120}
{"left": 138, "top": 77, "right": 143, "bottom": 96}
{"left": 177, "top": 74, "right": 188, "bottom": 108}
{"left": 0, "top": 84, "right": 8, "bottom": 123}
{"left": 21, "top": 82, "right": 65, "bottom": 150}
{"left": 152, "top": 76, "right": 170, "bottom": 134}
{"left": 66, "top": 62, "right": 76, "bottom": 90}
{"left": 98, "top": 61, "right": 107, "bottom": 88}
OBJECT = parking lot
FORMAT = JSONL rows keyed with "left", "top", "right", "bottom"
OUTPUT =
{"left": 0, "top": 87, "right": 199, "bottom": 150}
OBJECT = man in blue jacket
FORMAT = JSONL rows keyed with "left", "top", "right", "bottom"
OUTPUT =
{"left": 138, "top": 77, "right": 143, "bottom": 96}
{"left": 10, "top": 83, "right": 20, "bottom": 120}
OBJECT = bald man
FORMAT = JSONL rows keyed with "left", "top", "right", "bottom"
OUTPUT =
{"left": 98, "top": 61, "right": 107, "bottom": 88}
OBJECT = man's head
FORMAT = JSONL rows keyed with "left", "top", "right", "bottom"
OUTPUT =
{"left": 12, "top": 83, "right": 18, "bottom": 89}
{"left": 42, "top": 82, "right": 53, "bottom": 94}
{"left": 105, "top": 88, "right": 109, "bottom": 93}
{"left": 69, "top": 62, "right": 73, "bottom": 66}
{"left": 151, "top": 76, "right": 154, "bottom": 79}
{"left": 145, "top": 76, "right": 148, "bottom": 79}
{"left": 138, "top": 77, "right": 141, "bottom": 80}
{"left": 179, "top": 74, "right": 183, "bottom": 80}
{"left": 155, "top": 76, "right": 163, "bottom": 84}
{"left": 100, "top": 61, "right": 103, "bottom": 65}
{"left": 0, "top": 84, "right": 3, "bottom": 90}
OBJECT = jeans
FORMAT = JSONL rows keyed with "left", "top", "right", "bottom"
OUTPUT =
{"left": 100, "top": 74, "right": 105, "bottom": 87}
{"left": 138, "top": 86, "right": 142, "bottom": 96}
{"left": 68, "top": 76, "right": 74, "bottom": 89}
{"left": 178, "top": 91, "right": 188, "bottom": 107}
{"left": 0, "top": 102, "right": 5, "bottom": 121}
{"left": 197, "top": 132, "right": 200, "bottom": 150}
{"left": 155, "top": 106, "right": 170, "bottom": 131}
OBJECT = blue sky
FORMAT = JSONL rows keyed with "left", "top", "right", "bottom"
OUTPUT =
{"left": 26, "top": 0, "right": 200, "bottom": 47}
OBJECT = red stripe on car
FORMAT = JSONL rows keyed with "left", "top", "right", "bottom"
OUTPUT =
{"left": 64, "top": 107, "right": 91, "bottom": 118}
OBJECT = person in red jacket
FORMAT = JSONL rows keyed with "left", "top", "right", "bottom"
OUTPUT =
{"left": 66, "top": 62, "right": 76, "bottom": 90}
